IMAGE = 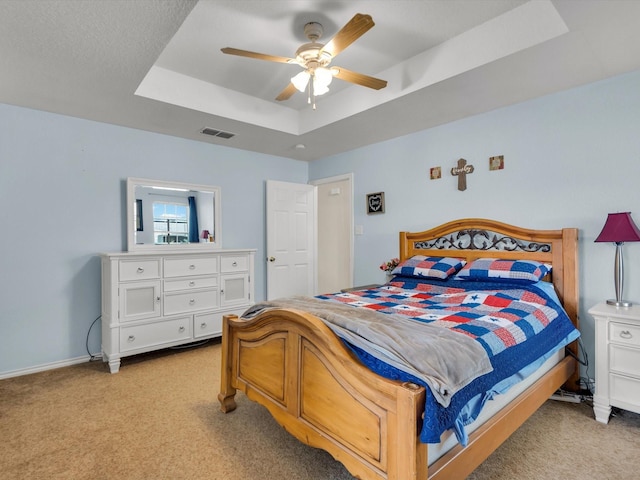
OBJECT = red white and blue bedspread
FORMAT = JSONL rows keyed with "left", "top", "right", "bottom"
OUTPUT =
{"left": 315, "top": 277, "right": 580, "bottom": 444}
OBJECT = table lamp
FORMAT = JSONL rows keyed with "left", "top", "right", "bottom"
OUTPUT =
{"left": 594, "top": 212, "right": 640, "bottom": 307}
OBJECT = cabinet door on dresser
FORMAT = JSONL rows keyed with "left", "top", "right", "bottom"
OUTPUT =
{"left": 119, "top": 280, "right": 161, "bottom": 321}
{"left": 220, "top": 253, "right": 251, "bottom": 307}
{"left": 118, "top": 257, "right": 162, "bottom": 322}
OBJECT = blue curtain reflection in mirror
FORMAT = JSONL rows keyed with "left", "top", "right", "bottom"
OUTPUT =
{"left": 135, "top": 199, "right": 143, "bottom": 231}
{"left": 188, "top": 196, "right": 199, "bottom": 243}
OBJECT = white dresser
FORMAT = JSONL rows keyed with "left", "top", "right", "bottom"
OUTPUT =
{"left": 101, "top": 249, "right": 255, "bottom": 373}
{"left": 590, "top": 303, "right": 640, "bottom": 423}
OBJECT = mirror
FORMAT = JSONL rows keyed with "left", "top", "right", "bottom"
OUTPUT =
{"left": 126, "top": 177, "right": 221, "bottom": 252}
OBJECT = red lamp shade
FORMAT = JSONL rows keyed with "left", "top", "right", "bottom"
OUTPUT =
{"left": 595, "top": 212, "right": 640, "bottom": 243}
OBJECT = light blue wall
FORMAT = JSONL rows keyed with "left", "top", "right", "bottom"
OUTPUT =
{"left": 310, "top": 69, "right": 640, "bottom": 384}
{"left": 0, "top": 104, "right": 307, "bottom": 375}
{"left": 3, "top": 69, "right": 640, "bottom": 379}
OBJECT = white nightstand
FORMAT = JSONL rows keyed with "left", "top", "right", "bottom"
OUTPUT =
{"left": 589, "top": 303, "right": 640, "bottom": 423}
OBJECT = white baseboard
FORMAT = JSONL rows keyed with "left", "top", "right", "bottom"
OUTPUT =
{"left": 0, "top": 353, "right": 102, "bottom": 380}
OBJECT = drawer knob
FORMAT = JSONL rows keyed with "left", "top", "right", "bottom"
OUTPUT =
{"left": 137, "top": 267, "right": 144, "bottom": 273}
{"left": 189, "top": 264, "right": 196, "bottom": 270}
{"left": 200, "top": 322, "right": 207, "bottom": 329}
{"left": 620, "top": 330, "right": 633, "bottom": 340}
{"left": 179, "top": 326, "right": 185, "bottom": 333}
{"left": 189, "top": 281, "right": 196, "bottom": 287}
{"left": 232, "top": 261, "right": 238, "bottom": 267}
{"left": 189, "top": 299, "right": 196, "bottom": 305}
{"left": 127, "top": 335, "right": 135, "bottom": 342}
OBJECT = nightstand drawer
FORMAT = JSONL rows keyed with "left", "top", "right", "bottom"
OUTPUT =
{"left": 609, "top": 321, "right": 640, "bottom": 347}
{"left": 609, "top": 344, "right": 640, "bottom": 377}
{"left": 610, "top": 373, "right": 640, "bottom": 412}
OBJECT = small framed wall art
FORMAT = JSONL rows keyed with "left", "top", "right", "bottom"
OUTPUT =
{"left": 489, "top": 155, "right": 504, "bottom": 171}
{"left": 430, "top": 166, "right": 442, "bottom": 180}
{"left": 366, "top": 192, "right": 385, "bottom": 214}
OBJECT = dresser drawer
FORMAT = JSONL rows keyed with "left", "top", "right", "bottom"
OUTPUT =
{"left": 120, "top": 317, "right": 191, "bottom": 352}
{"left": 119, "top": 259, "right": 161, "bottom": 281}
{"left": 164, "top": 256, "right": 218, "bottom": 278}
{"left": 164, "top": 288, "right": 218, "bottom": 315}
{"left": 609, "top": 321, "right": 640, "bottom": 347}
{"left": 609, "top": 344, "right": 640, "bottom": 377}
{"left": 164, "top": 276, "right": 218, "bottom": 292}
{"left": 221, "top": 254, "right": 248, "bottom": 273}
{"left": 194, "top": 312, "right": 223, "bottom": 339}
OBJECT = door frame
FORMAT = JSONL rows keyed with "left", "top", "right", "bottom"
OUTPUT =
{"left": 310, "top": 173, "right": 354, "bottom": 289}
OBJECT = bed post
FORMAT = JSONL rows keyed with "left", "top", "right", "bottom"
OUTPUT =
{"left": 561, "top": 227, "right": 580, "bottom": 391}
{"left": 391, "top": 382, "right": 427, "bottom": 479}
{"left": 218, "top": 314, "right": 238, "bottom": 413}
{"left": 399, "top": 231, "right": 410, "bottom": 261}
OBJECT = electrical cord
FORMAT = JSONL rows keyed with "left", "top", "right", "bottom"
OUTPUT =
{"left": 85, "top": 314, "right": 102, "bottom": 361}
{"left": 562, "top": 337, "right": 594, "bottom": 399}
{"left": 565, "top": 337, "right": 588, "bottom": 366}
{"left": 170, "top": 338, "right": 211, "bottom": 349}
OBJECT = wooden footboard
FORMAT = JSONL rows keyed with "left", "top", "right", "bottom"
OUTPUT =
{"left": 219, "top": 310, "right": 576, "bottom": 480}
{"left": 218, "top": 310, "right": 428, "bottom": 480}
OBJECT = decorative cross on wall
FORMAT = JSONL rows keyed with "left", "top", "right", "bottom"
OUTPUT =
{"left": 451, "top": 158, "right": 474, "bottom": 191}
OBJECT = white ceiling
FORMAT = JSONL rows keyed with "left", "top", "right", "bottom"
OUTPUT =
{"left": 1, "top": 0, "right": 640, "bottom": 161}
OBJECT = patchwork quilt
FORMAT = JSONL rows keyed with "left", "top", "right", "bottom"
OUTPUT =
{"left": 315, "top": 277, "right": 580, "bottom": 444}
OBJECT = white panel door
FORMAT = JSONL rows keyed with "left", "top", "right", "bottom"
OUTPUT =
{"left": 266, "top": 180, "right": 316, "bottom": 300}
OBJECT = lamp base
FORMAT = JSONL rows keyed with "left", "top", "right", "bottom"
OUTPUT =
{"left": 606, "top": 299, "right": 633, "bottom": 307}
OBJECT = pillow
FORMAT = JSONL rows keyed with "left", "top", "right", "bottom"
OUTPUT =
{"left": 454, "top": 258, "right": 551, "bottom": 283}
{"left": 390, "top": 255, "right": 466, "bottom": 280}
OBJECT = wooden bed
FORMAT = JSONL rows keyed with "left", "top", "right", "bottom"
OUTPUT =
{"left": 218, "top": 218, "right": 579, "bottom": 479}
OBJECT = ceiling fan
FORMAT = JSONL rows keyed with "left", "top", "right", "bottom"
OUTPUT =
{"left": 221, "top": 13, "right": 387, "bottom": 109}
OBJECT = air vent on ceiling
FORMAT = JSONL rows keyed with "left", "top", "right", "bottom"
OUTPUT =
{"left": 200, "top": 127, "right": 235, "bottom": 139}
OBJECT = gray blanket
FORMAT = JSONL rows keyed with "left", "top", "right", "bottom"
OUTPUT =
{"left": 242, "top": 296, "right": 493, "bottom": 408}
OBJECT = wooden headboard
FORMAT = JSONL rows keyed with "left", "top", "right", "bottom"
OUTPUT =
{"left": 399, "top": 218, "right": 580, "bottom": 389}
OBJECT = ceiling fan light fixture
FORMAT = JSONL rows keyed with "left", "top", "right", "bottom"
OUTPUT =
{"left": 313, "top": 76, "right": 330, "bottom": 96}
{"left": 291, "top": 70, "right": 310, "bottom": 92}
{"left": 314, "top": 67, "right": 333, "bottom": 87}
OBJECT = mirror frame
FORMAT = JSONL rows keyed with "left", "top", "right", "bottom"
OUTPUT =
{"left": 126, "top": 177, "right": 222, "bottom": 252}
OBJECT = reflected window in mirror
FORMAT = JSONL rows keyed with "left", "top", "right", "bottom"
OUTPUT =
{"left": 153, "top": 201, "right": 188, "bottom": 244}
{"left": 127, "top": 178, "right": 221, "bottom": 252}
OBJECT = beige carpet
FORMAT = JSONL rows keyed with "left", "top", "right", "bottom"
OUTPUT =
{"left": 1, "top": 341, "right": 639, "bottom": 479}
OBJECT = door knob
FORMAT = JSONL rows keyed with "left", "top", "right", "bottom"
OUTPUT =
{"left": 268, "top": 256, "right": 276, "bottom": 262}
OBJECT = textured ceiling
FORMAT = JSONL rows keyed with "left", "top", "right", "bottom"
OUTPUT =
{"left": 1, "top": 0, "right": 640, "bottom": 161}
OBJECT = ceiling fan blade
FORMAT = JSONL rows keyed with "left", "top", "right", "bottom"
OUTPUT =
{"left": 275, "top": 83, "right": 298, "bottom": 101}
{"left": 221, "top": 47, "right": 295, "bottom": 64}
{"left": 319, "top": 13, "right": 375, "bottom": 58}
{"left": 332, "top": 67, "right": 387, "bottom": 90}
